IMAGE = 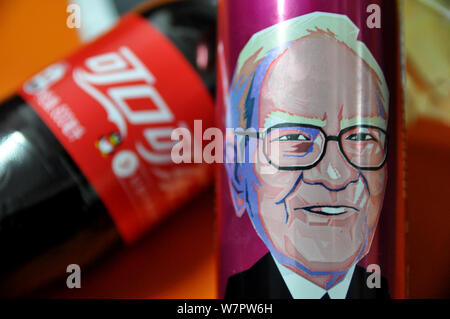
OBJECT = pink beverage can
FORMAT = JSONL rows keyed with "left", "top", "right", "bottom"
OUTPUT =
{"left": 216, "top": 0, "right": 406, "bottom": 299}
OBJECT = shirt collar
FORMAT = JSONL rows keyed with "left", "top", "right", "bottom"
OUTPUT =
{"left": 272, "top": 254, "right": 356, "bottom": 299}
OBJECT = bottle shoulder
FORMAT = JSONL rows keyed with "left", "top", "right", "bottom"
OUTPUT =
{"left": 140, "top": 0, "right": 217, "bottom": 95}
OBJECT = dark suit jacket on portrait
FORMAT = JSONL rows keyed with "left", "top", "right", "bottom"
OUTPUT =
{"left": 225, "top": 253, "right": 390, "bottom": 299}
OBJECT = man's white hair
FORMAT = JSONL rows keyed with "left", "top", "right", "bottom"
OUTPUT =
{"left": 235, "top": 11, "right": 389, "bottom": 114}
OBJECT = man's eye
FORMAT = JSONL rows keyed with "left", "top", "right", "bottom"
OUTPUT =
{"left": 346, "top": 133, "right": 376, "bottom": 141}
{"left": 278, "top": 134, "right": 309, "bottom": 141}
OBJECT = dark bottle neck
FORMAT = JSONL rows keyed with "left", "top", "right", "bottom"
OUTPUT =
{"left": 140, "top": 0, "right": 217, "bottom": 95}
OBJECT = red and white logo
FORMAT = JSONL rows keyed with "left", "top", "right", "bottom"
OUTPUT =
{"left": 20, "top": 14, "right": 214, "bottom": 243}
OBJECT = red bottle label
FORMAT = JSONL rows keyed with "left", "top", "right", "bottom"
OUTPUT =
{"left": 19, "top": 14, "right": 214, "bottom": 243}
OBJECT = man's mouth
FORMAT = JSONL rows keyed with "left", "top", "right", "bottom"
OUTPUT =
{"left": 295, "top": 205, "right": 359, "bottom": 216}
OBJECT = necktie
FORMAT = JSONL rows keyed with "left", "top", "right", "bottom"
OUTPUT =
{"left": 321, "top": 292, "right": 330, "bottom": 299}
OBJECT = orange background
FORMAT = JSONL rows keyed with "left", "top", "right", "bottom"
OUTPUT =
{"left": 0, "top": 0, "right": 448, "bottom": 298}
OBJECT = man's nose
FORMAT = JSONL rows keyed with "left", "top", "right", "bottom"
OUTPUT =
{"left": 302, "top": 140, "right": 359, "bottom": 190}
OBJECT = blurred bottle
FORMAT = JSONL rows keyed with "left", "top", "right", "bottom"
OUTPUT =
{"left": 0, "top": 0, "right": 216, "bottom": 297}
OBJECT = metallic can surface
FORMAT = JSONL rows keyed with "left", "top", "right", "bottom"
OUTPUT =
{"left": 217, "top": 0, "right": 405, "bottom": 299}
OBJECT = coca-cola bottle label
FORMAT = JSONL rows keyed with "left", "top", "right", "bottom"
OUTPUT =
{"left": 19, "top": 13, "right": 214, "bottom": 243}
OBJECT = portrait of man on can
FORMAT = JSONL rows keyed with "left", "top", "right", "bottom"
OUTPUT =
{"left": 225, "top": 12, "right": 390, "bottom": 299}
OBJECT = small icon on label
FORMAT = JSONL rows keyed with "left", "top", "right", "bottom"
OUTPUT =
{"left": 112, "top": 150, "right": 139, "bottom": 178}
{"left": 95, "top": 132, "right": 122, "bottom": 156}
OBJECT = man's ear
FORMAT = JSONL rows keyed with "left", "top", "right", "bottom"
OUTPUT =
{"left": 228, "top": 163, "right": 246, "bottom": 218}
{"left": 225, "top": 132, "right": 247, "bottom": 218}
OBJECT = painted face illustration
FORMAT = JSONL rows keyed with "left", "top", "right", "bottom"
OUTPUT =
{"left": 227, "top": 23, "right": 389, "bottom": 285}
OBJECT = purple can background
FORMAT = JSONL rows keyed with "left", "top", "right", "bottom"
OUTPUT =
{"left": 216, "top": 0, "right": 405, "bottom": 299}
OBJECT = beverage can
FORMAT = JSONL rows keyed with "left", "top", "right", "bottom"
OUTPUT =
{"left": 217, "top": 0, "right": 405, "bottom": 299}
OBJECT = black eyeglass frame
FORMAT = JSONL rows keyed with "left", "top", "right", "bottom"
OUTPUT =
{"left": 235, "top": 123, "right": 389, "bottom": 171}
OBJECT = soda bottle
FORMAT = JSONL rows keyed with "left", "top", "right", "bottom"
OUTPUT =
{"left": 0, "top": 0, "right": 216, "bottom": 297}
{"left": 217, "top": 0, "right": 406, "bottom": 299}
